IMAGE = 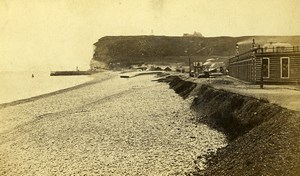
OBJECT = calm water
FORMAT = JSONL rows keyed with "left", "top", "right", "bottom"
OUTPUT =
{"left": 0, "top": 71, "right": 93, "bottom": 104}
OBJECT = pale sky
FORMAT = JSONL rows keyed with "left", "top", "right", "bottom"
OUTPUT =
{"left": 0, "top": 0, "right": 300, "bottom": 71}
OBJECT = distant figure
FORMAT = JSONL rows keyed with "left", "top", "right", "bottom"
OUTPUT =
{"left": 220, "top": 67, "right": 224, "bottom": 73}
{"left": 32, "top": 74, "right": 34, "bottom": 78}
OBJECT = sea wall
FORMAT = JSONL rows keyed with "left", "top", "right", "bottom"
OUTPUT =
{"left": 164, "top": 76, "right": 300, "bottom": 175}
{"left": 164, "top": 76, "right": 285, "bottom": 140}
{"left": 168, "top": 76, "right": 197, "bottom": 99}
{"left": 191, "top": 84, "right": 285, "bottom": 140}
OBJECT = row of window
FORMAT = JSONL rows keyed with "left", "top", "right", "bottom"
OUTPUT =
{"left": 261, "top": 57, "right": 290, "bottom": 78}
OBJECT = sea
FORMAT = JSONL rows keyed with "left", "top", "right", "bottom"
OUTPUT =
{"left": 0, "top": 71, "right": 93, "bottom": 104}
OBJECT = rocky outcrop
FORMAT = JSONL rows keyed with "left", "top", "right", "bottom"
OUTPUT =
{"left": 90, "top": 59, "right": 107, "bottom": 70}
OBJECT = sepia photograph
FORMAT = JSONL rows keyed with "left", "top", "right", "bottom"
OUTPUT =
{"left": 0, "top": 0, "right": 300, "bottom": 175}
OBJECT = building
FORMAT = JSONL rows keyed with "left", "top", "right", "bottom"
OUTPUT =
{"left": 203, "top": 58, "right": 226, "bottom": 73}
{"left": 183, "top": 31, "right": 203, "bottom": 37}
{"left": 192, "top": 61, "right": 203, "bottom": 76}
{"left": 228, "top": 40, "right": 300, "bottom": 84}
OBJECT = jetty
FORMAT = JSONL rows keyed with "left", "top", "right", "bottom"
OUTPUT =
{"left": 50, "top": 71, "right": 96, "bottom": 76}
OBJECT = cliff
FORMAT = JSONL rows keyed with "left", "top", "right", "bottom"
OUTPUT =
{"left": 91, "top": 35, "right": 300, "bottom": 69}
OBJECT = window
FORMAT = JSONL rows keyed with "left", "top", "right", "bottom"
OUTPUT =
{"left": 262, "top": 58, "right": 270, "bottom": 78}
{"left": 281, "top": 57, "right": 290, "bottom": 78}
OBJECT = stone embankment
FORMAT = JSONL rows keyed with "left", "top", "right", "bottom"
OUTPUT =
{"left": 163, "top": 76, "right": 300, "bottom": 176}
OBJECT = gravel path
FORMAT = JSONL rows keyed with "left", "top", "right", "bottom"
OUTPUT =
{"left": 0, "top": 73, "right": 226, "bottom": 175}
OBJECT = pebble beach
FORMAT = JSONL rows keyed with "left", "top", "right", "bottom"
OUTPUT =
{"left": 0, "top": 72, "right": 226, "bottom": 175}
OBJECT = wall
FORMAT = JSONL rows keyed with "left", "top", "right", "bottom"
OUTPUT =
{"left": 255, "top": 54, "right": 300, "bottom": 83}
{"left": 229, "top": 52, "right": 300, "bottom": 84}
{"left": 229, "top": 59, "right": 254, "bottom": 82}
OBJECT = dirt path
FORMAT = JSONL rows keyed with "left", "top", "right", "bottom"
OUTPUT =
{"left": 0, "top": 74, "right": 226, "bottom": 175}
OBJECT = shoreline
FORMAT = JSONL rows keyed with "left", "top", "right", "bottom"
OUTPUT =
{"left": 0, "top": 71, "right": 117, "bottom": 109}
{"left": 2, "top": 71, "right": 299, "bottom": 175}
{"left": 0, "top": 72, "right": 226, "bottom": 175}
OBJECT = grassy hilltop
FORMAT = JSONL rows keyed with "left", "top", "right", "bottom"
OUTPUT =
{"left": 91, "top": 35, "right": 300, "bottom": 68}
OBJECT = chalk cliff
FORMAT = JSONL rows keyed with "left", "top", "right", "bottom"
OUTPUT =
{"left": 91, "top": 35, "right": 300, "bottom": 69}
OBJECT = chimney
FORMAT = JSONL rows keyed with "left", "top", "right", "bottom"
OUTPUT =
{"left": 236, "top": 43, "right": 239, "bottom": 55}
{"left": 252, "top": 39, "right": 256, "bottom": 49}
